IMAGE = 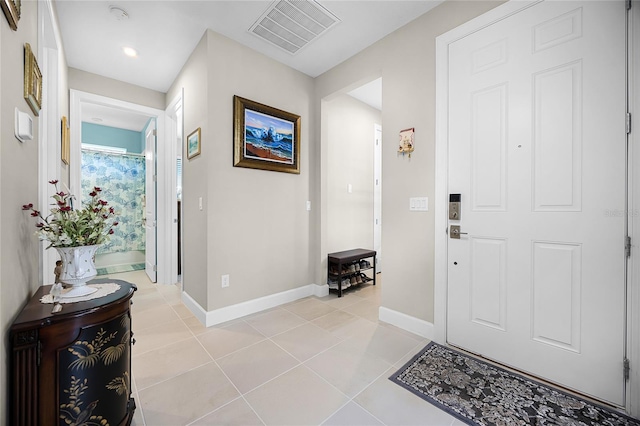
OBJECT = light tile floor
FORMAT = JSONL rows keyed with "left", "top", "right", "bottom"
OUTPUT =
{"left": 106, "top": 270, "right": 462, "bottom": 426}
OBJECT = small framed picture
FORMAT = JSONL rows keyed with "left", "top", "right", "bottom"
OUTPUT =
{"left": 187, "top": 127, "right": 201, "bottom": 160}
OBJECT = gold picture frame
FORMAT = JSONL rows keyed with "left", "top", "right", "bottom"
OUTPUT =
{"left": 61, "top": 116, "right": 70, "bottom": 165}
{"left": 24, "top": 43, "right": 42, "bottom": 116}
{"left": 1, "top": 0, "right": 20, "bottom": 31}
{"left": 187, "top": 127, "right": 201, "bottom": 160}
{"left": 233, "top": 96, "right": 300, "bottom": 174}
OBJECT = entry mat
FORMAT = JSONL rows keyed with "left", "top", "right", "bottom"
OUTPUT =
{"left": 389, "top": 342, "right": 640, "bottom": 426}
{"left": 96, "top": 262, "right": 145, "bottom": 276}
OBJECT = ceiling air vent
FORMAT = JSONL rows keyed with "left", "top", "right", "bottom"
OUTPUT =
{"left": 249, "top": 0, "right": 340, "bottom": 55}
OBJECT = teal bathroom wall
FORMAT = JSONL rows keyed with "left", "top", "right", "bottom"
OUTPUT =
{"left": 82, "top": 122, "right": 143, "bottom": 153}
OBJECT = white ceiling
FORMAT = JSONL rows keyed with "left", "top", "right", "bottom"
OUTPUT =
{"left": 348, "top": 77, "right": 382, "bottom": 110}
{"left": 56, "top": 1, "right": 440, "bottom": 129}
{"left": 82, "top": 103, "right": 152, "bottom": 132}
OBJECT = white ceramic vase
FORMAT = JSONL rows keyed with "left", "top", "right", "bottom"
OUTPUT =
{"left": 55, "top": 244, "right": 100, "bottom": 298}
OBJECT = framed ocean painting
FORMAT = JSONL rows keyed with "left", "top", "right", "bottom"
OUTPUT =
{"left": 187, "top": 127, "right": 201, "bottom": 159}
{"left": 233, "top": 95, "right": 300, "bottom": 174}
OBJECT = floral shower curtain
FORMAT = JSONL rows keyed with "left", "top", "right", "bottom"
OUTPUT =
{"left": 81, "top": 150, "right": 146, "bottom": 254}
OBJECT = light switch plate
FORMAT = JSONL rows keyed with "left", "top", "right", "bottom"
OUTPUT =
{"left": 409, "top": 197, "right": 428, "bottom": 212}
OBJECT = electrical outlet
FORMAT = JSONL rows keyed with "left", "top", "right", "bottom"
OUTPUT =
{"left": 221, "top": 274, "right": 229, "bottom": 288}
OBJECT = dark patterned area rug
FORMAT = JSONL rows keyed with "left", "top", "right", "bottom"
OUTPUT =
{"left": 390, "top": 342, "right": 640, "bottom": 426}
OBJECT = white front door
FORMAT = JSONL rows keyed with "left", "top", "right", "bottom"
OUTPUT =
{"left": 145, "top": 122, "right": 157, "bottom": 283}
{"left": 447, "top": 0, "right": 627, "bottom": 406}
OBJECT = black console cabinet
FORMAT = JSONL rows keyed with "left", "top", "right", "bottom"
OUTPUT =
{"left": 10, "top": 279, "right": 136, "bottom": 426}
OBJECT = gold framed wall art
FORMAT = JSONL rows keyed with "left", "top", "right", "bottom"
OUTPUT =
{"left": 24, "top": 43, "right": 42, "bottom": 116}
{"left": 61, "top": 116, "right": 70, "bottom": 164}
{"left": 233, "top": 96, "right": 300, "bottom": 174}
{"left": 1, "top": 0, "right": 20, "bottom": 31}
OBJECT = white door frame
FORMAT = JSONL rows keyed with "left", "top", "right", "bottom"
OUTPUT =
{"left": 69, "top": 90, "right": 174, "bottom": 284}
{"left": 628, "top": 0, "right": 640, "bottom": 415}
{"left": 434, "top": 0, "right": 639, "bottom": 415}
{"left": 165, "top": 92, "right": 183, "bottom": 285}
{"left": 144, "top": 120, "right": 157, "bottom": 283}
{"left": 373, "top": 123, "right": 382, "bottom": 272}
{"left": 37, "top": 0, "right": 61, "bottom": 285}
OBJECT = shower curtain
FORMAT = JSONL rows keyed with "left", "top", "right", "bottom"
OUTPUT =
{"left": 81, "top": 150, "right": 146, "bottom": 255}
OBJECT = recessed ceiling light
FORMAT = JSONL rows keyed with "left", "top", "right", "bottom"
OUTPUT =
{"left": 109, "top": 6, "right": 129, "bottom": 21}
{"left": 123, "top": 47, "right": 138, "bottom": 58}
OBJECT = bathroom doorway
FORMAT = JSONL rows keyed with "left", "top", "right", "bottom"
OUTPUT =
{"left": 70, "top": 90, "right": 177, "bottom": 283}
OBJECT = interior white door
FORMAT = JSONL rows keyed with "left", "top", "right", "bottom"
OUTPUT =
{"left": 447, "top": 0, "right": 627, "bottom": 406}
{"left": 145, "top": 122, "right": 157, "bottom": 283}
{"left": 374, "top": 123, "right": 382, "bottom": 272}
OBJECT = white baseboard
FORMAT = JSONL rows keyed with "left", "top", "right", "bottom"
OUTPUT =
{"left": 379, "top": 306, "right": 434, "bottom": 340}
{"left": 181, "top": 291, "right": 208, "bottom": 325}
{"left": 182, "top": 283, "right": 328, "bottom": 327}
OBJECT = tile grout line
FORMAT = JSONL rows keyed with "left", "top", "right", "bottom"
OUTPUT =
{"left": 131, "top": 332, "right": 195, "bottom": 359}
{"left": 134, "top": 357, "right": 215, "bottom": 393}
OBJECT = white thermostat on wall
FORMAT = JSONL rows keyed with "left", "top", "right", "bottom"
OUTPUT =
{"left": 15, "top": 108, "right": 33, "bottom": 143}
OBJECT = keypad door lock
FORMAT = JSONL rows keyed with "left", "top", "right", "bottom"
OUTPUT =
{"left": 449, "top": 194, "right": 461, "bottom": 220}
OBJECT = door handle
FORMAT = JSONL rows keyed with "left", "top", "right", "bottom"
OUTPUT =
{"left": 450, "top": 225, "right": 468, "bottom": 239}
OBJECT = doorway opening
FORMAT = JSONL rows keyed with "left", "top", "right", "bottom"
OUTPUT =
{"left": 323, "top": 77, "right": 382, "bottom": 283}
{"left": 79, "top": 113, "right": 153, "bottom": 275}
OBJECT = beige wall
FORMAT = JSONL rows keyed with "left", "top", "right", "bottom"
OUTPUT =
{"left": 1, "top": 1, "right": 41, "bottom": 422}
{"left": 168, "top": 30, "right": 315, "bottom": 312}
{"left": 68, "top": 68, "right": 166, "bottom": 110}
{"left": 167, "top": 34, "right": 209, "bottom": 308}
{"left": 326, "top": 94, "right": 380, "bottom": 253}
{"left": 1, "top": 3, "right": 70, "bottom": 420}
{"left": 315, "top": 1, "right": 503, "bottom": 323}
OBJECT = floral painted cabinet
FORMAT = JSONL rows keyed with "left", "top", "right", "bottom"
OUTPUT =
{"left": 10, "top": 279, "right": 136, "bottom": 425}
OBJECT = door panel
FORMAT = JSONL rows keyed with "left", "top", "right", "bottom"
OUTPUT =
{"left": 447, "top": 0, "right": 626, "bottom": 406}
{"left": 531, "top": 241, "right": 582, "bottom": 352}
{"left": 471, "top": 84, "right": 507, "bottom": 211}
{"left": 533, "top": 61, "right": 582, "bottom": 211}
{"left": 469, "top": 237, "right": 507, "bottom": 331}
